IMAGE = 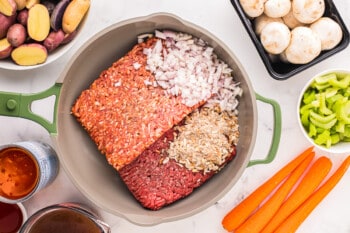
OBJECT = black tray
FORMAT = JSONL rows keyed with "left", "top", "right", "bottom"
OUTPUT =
{"left": 230, "top": 0, "right": 350, "bottom": 80}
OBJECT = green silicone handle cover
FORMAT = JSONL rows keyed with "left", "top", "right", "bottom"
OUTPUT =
{"left": 248, "top": 93, "right": 282, "bottom": 167}
{"left": 0, "top": 83, "right": 62, "bottom": 134}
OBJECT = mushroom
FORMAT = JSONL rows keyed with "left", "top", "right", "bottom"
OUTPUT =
{"left": 239, "top": 0, "right": 267, "bottom": 18}
{"left": 264, "top": 0, "right": 291, "bottom": 18}
{"left": 292, "top": 0, "right": 325, "bottom": 24}
{"left": 284, "top": 26, "right": 322, "bottom": 64}
{"left": 254, "top": 14, "right": 284, "bottom": 36}
{"left": 310, "top": 17, "right": 343, "bottom": 50}
{"left": 260, "top": 22, "right": 291, "bottom": 54}
{"left": 282, "top": 9, "right": 305, "bottom": 29}
{"left": 279, "top": 52, "right": 289, "bottom": 63}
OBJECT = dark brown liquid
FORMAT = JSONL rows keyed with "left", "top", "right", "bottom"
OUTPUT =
{"left": 0, "top": 147, "right": 39, "bottom": 199}
{"left": 0, "top": 202, "right": 23, "bottom": 233}
{"left": 28, "top": 209, "right": 102, "bottom": 233}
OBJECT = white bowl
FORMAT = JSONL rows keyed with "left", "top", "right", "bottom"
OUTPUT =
{"left": 0, "top": 6, "right": 90, "bottom": 70}
{"left": 0, "top": 40, "right": 75, "bottom": 70}
{"left": 298, "top": 69, "right": 350, "bottom": 154}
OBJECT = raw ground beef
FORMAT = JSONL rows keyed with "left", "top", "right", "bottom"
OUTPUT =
{"left": 71, "top": 38, "right": 200, "bottom": 170}
{"left": 118, "top": 126, "right": 236, "bottom": 210}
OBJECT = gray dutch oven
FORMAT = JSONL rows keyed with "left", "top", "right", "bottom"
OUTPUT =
{"left": 0, "top": 13, "right": 282, "bottom": 226}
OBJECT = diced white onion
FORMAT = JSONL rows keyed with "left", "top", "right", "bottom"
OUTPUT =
{"left": 144, "top": 30, "right": 243, "bottom": 113}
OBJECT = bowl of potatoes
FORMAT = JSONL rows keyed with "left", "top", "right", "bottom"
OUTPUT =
{"left": 0, "top": 0, "right": 90, "bottom": 70}
{"left": 230, "top": 0, "right": 350, "bottom": 80}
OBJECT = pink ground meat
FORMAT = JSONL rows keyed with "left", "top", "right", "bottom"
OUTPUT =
{"left": 118, "top": 126, "right": 236, "bottom": 210}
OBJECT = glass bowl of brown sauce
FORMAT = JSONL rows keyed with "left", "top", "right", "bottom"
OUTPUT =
{"left": 19, "top": 203, "right": 110, "bottom": 233}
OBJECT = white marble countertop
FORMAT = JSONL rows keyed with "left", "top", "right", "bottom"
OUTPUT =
{"left": 1, "top": 0, "right": 350, "bottom": 232}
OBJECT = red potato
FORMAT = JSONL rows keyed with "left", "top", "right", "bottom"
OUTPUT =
{"left": 16, "top": 8, "right": 28, "bottom": 26}
{"left": 0, "top": 0, "right": 17, "bottom": 16}
{"left": 0, "top": 12, "right": 16, "bottom": 38}
{"left": 61, "top": 29, "right": 77, "bottom": 44}
{"left": 0, "top": 37, "right": 13, "bottom": 59}
{"left": 11, "top": 43, "right": 48, "bottom": 65}
{"left": 43, "top": 29, "right": 65, "bottom": 52}
{"left": 7, "top": 23, "right": 26, "bottom": 47}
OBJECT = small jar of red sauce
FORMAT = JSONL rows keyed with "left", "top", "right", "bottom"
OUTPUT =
{"left": 0, "top": 141, "right": 59, "bottom": 203}
{"left": 0, "top": 202, "right": 27, "bottom": 233}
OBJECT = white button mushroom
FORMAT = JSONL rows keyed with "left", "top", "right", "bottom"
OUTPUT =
{"left": 264, "top": 0, "right": 291, "bottom": 18}
{"left": 279, "top": 51, "right": 289, "bottom": 63}
{"left": 285, "top": 26, "right": 322, "bottom": 64}
{"left": 292, "top": 0, "right": 325, "bottom": 24}
{"left": 282, "top": 9, "right": 305, "bottom": 29}
{"left": 254, "top": 14, "right": 284, "bottom": 35}
{"left": 310, "top": 17, "right": 343, "bottom": 50}
{"left": 260, "top": 21, "right": 291, "bottom": 54}
{"left": 239, "top": 0, "right": 267, "bottom": 18}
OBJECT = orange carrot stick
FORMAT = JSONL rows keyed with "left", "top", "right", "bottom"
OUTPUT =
{"left": 274, "top": 155, "right": 350, "bottom": 233}
{"left": 234, "top": 151, "right": 314, "bottom": 233}
{"left": 221, "top": 146, "right": 314, "bottom": 232}
{"left": 261, "top": 156, "right": 332, "bottom": 233}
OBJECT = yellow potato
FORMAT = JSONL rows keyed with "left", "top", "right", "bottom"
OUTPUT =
{"left": 62, "top": 0, "right": 90, "bottom": 34}
{"left": 0, "top": 0, "right": 17, "bottom": 16}
{"left": 27, "top": 4, "right": 50, "bottom": 41}
{"left": 25, "top": 0, "right": 39, "bottom": 9}
{"left": 14, "top": 0, "right": 26, "bottom": 10}
{"left": 11, "top": 43, "right": 48, "bottom": 65}
{"left": 0, "top": 38, "right": 13, "bottom": 59}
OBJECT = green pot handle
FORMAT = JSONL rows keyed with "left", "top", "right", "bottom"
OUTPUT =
{"left": 247, "top": 93, "right": 282, "bottom": 167}
{"left": 0, "top": 83, "right": 62, "bottom": 135}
